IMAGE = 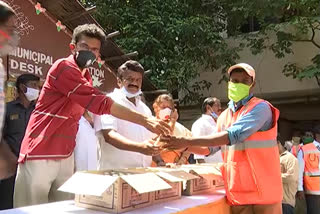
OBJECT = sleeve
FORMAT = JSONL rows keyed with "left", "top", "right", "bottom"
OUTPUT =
{"left": 51, "top": 61, "right": 114, "bottom": 115}
{"left": 297, "top": 150, "right": 305, "bottom": 191}
{"left": 226, "top": 102, "right": 273, "bottom": 145}
{"left": 99, "top": 114, "right": 118, "bottom": 132}
{"left": 281, "top": 155, "right": 299, "bottom": 184}
{"left": 206, "top": 146, "right": 221, "bottom": 156}
{"left": 2, "top": 104, "right": 9, "bottom": 141}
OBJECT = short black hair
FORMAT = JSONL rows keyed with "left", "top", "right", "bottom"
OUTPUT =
{"left": 71, "top": 24, "right": 106, "bottom": 45}
{"left": 16, "top": 74, "right": 40, "bottom": 93}
{"left": 277, "top": 133, "right": 285, "bottom": 147}
{"left": 201, "top": 97, "right": 218, "bottom": 114}
{"left": 117, "top": 60, "right": 144, "bottom": 80}
{"left": 0, "top": 1, "right": 15, "bottom": 25}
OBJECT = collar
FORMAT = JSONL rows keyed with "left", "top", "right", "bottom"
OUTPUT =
{"left": 313, "top": 140, "right": 320, "bottom": 147}
{"left": 66, "top": 54, "right": 78, "bottom": 68}
{"left": 66, "top": 54, "right": 90, "bottom": 78}
{"left": 113, "top": 88, "right": 141, "bottom": 102}
{"left": 12, "top": 98, "right": 35, "bottom": 107}
{"left": 228, "top": 93, "right": 254, "bottom": 112}
{"left": 280, "top": 150, "right": 288, "bottom": 157}
{"left": 11, "top": 99, "right": 21, "bottom": 105}
{"left": 201, "top": 114, "right": 215, "bottom": 121}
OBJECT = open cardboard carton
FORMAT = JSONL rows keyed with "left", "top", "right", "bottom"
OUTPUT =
{"left": 58, "top": 168, "right": 198, "bottom": 213}
{"left": 178, "top": 163, "right": 224, "bottom": 195}
{"left": 115, "top": 167, "right": 198, "bottom": 204}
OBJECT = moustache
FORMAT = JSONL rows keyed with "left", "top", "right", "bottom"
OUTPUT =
{"left": 128, "top": 84, "right": 139, "bottom": 89}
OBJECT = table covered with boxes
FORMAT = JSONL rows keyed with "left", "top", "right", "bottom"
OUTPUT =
{"left": 1, "top": 164, "right": 231, "bottom": 214}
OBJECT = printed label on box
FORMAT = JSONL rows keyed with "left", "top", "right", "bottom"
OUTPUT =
{"left": 193, "top": 178, "right": 211, "bottom": 192}
{"left": 154, "top": 182, "right": 180, "bottom": 200}
{"left": 121, "top": 183, "right": 150, "bottom": 209}
{"left": 79, "top": 185, "right": 115, "bottom": 209}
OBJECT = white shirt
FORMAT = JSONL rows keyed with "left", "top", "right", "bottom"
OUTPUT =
{"left": 297, "top": 140, "right": 320, "bottom": 191}
{"left": 191, "top": 114, "right": 222, "bottom": 162}
{"left": 94, "top": 88, "right": 153, "bottom": 170}
{"left": 74, "top": 116, "right": 98, "bottom": 171}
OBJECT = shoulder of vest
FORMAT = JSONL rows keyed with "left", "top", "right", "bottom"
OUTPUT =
{"left": 302, "top": 143, "right": 316, "bottom": 151}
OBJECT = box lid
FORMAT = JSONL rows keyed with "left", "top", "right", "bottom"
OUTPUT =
{"left": 120, "top": 173, "right": 172, "bottom": 194}
{"left": 120, "top": 167, "right": 199, "bottom": 182}
{"left": 58, "top": 172, "right": 118, "bottom": 196}
{"left": 155, "top": 170, "right": 199, "bottom": 182}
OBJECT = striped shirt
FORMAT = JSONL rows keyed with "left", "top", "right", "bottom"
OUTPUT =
{"left": 18, "top": 55, "right": 114, "bottom": 163}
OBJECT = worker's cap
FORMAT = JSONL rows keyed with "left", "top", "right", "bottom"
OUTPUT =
{"left": 227, "top": 63, "right": 255, "bottom": 82}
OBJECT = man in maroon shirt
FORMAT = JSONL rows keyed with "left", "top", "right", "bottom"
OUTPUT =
{"left": 14, "top": 24, "right": 170, "bottom": 207}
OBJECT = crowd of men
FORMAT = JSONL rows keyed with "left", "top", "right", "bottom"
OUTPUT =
{"left": 0, "top": 2, "right": 319, "bottom": 214}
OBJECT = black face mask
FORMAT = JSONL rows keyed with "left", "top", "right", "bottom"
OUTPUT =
{"left": 74, "top": 50, "right": 96, "bottom": 69}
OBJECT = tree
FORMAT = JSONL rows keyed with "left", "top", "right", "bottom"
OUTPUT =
{"left": 223, "top": 0, "right": 320, "bottom": 86}
{"left": 81, "top": 0, "right": 241, "bottom": 104}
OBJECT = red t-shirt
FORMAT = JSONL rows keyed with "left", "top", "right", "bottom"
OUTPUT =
{"left": 18, "top": 55, "right": 113, "bottom": 163}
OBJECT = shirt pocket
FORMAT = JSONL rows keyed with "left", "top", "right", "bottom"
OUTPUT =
{"left": 7, "top": 113, "right": 24, "bottom": 134}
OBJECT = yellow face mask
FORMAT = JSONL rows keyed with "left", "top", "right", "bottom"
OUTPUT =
{"left": 228, "top": 82, "right": 250, "bottom": 103}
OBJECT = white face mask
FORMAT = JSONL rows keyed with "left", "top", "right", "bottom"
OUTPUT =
{"left": 0, "top": 31, "right": 19, "bottom": 56}
{"left": 24, "top": 87, "right": 39, "bottom": 101}
{"left": 159, "top": 107, "right": 172, "bottom": 121}
{"left": 120, "top": 87, "right": 142, "bottom": 98}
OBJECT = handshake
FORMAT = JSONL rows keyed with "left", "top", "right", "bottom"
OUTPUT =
{"left": 139, "top": 135, "right": 190, "bottom": 156}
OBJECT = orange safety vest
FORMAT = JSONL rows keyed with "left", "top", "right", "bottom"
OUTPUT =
{"left": 291, "top": 144, "right": 302, "bottom": 158}
{"left": 216, "top": 97, "right": 282, "bottom": 205}
{"left": 301, "top": 143, "right": 320, "bottom": 195}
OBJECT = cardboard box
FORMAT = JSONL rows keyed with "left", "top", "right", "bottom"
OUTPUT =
{"left": 59, "top": 170, "right": 172, "bottom": 213}
{"left": 179, "top": 164, "right": 224, "bottom": 195}
{"left": 123, "top": 167, "right": 198, "bottom": 204}
{"left": 59, "top": 168, "right": 198, "bottom": 213}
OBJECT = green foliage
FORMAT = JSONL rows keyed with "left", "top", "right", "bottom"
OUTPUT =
{"left": 81, "top": 0, "right": 320, "bottom": 105}
{"left": 81, "top": 0, "right": 240, "bottom": 104}
{"left": 223, "top": 0, "right": 320, "bottom": 85}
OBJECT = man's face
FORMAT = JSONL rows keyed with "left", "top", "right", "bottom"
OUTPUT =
{"left": 20, "top": 80, "right": 40, "bottom": 93}
{"left": 210, "top": 100, "right": 222, "bottom": 115}
{"left": 302, "top": 131, "right": 314, "bottom": 144}
{"left": 119, "top": 70, "right": 143, "bottom": 94}
{"left": 72, "top": 35, "right": 101, "bottom": 59}
{"left": 229, "top": 70, "right": 253, "bottom": 86}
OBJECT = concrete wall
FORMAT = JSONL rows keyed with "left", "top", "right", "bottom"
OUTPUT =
{"left": 178, "top": 29, "right": 320, "bottom": 133}
{"left": 196, "top": 32, "right": 320, "bottom": 103}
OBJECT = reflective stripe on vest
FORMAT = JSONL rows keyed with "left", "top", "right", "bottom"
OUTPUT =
{"left": 304, "top": 171, "right": 320, "bottom": 176}
{"left": 221, "top": 140, "right": 277, "bottom": 152}
{"left": 301, "top": 143, "right": 320, "bottom": 194}
{"left": 305, "top": 190, "right": 320, "bottom": 195}
{"left": 216, "top": 97, "right": 282, "bottom": 205}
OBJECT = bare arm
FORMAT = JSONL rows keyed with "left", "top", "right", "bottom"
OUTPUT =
{"left": 110, "top": 102, "right": 171, "bottom": 135}
{"left": 102, "top": 129, "right": 160, "bottom": 156}
{"left": 187, "top": 146, "right": 210, "bottom": 155}
{"left": 163, "top": 131, "right": 230, "bottom": 150}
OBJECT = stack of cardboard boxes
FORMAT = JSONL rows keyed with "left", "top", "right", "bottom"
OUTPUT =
{"left": 59, "top": 164, "right": 224, "bottom": 213}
